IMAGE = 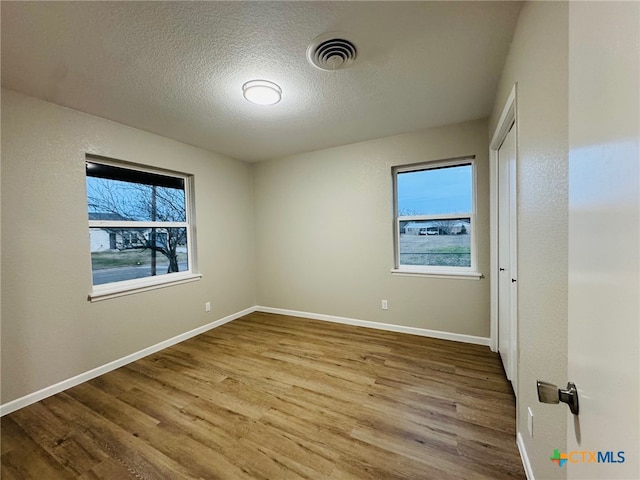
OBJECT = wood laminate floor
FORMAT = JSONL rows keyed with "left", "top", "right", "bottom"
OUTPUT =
{"left": 1, "top": 312, "right": 525, "bottom": 479}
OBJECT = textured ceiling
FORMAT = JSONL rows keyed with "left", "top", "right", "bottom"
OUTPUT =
{"left": 1, "top": 1, "right": 522, "bottom": 162}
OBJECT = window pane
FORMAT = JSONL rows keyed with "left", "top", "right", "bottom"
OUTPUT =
{"left": 90, "top": 227, "right": 188, "bottom": 285}
{"left": 397, "top": 164, "right": 472, "bottom": 215}
{"left": 399, "top": 218, "right": 471, "bottom": 267}
{"left": 87, "top": 177, "right": 186, "bottom": 222}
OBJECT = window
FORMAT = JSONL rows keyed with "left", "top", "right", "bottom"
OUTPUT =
{"left": 86, "top": 157, "right": 199, "bottom": 300}
{"left": 392, "top": 157, "right": 479, "bottom": 277}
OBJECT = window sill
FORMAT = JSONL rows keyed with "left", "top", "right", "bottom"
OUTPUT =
{"left": 89, "top": 273, "right": 202, "bottom": 302}
{"left": 391, "top": 269, "right": 483, "bottom": 280}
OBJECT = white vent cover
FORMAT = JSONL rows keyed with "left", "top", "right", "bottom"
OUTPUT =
{"left": 307, "top": 33, "right": 357, "bottom": 71}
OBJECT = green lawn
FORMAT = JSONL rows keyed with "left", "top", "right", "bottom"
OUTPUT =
{"left": 91, "top": 249, "right": 187, "bottom": 269}
{"left": 399, "top": 234, "right": 471, "bottom": 267}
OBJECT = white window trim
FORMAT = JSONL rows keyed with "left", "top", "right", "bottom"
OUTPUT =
{"left": 390, "top": 269, "right": 483, "bottom": 280}
{"left": 86, "top": 156, "right": 199, "bottom": 300}
{"left": 88, "top": 272, "right": 202, "bottom": 302}
{"left": 89, "top": 220, "right": 188, "bottom": 228}
{"left": 392, "top": 157, "right": 480, "bottom": 278}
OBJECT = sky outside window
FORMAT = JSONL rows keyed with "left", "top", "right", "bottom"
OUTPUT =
{"left": 397, "top": 164, "right": 472, "bottom": 215}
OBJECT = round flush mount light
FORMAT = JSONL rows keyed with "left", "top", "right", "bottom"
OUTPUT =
{"left": 242, "top": 80, "right": 282, "bottom": 106}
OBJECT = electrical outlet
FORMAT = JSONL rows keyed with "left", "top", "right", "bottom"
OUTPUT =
{"left": 205, "top": 302, "right": 211, "bottom": 312}
{"left": 381, "top": 300, "right": 388, "bottom": 310}
{"left": 527, "top": 407, "right": 534, "bottom": 437}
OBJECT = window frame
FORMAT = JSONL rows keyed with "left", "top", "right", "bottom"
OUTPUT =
{"left": 86, "top": 155, "right": 200, "bottom": 301}
{"left": 392, "top": 157, "right": 481, "bottom": 279}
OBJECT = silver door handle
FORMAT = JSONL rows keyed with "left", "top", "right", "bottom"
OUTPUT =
{"left": 537, "top": 380, "right": 579, "bottom": 415}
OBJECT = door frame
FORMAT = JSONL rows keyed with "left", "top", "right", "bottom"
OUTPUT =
{"left": 490, "top": 84, "right": 518, "bottom": 391}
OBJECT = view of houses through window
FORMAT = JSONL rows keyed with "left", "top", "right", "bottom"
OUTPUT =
{"left": 394, "top": 159, "right": 475, "bottom": 272}
{"left": 86, "top": 158, "right": 191, "bottom": 287}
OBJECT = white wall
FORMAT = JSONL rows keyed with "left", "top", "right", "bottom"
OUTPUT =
{"left": 1, "top": 89, "right": 256, "bottom": 405}
{"left": 254, "top": 119, "right": 491, "bottom": 338}
{"left": 89, "top": 229, "right": 111, "bottom": 252}
{"left": 490, "top": 2, "right": 568, "bottom": 479}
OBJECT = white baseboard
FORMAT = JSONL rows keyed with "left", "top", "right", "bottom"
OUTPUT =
{"left": 255, "top": 306, "right": 491, "bottom": 347}
{"left": 2, "top": 305, "right": 491, "bottom": 417}
{"left": 0, "top": 306, "right": 257, "bottom": 417}
{"left": 517, "top": 432, "right": 535, "bottom": 480}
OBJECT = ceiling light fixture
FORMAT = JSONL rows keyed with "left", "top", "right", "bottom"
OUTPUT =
{"left": 242, "top": 80, "right": 282, "bottom": 106}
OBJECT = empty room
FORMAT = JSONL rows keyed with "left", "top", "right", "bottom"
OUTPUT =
{"left": 1, "top": 2, "right": 639, "bottom": 479}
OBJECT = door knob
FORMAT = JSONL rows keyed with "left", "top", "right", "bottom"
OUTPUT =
{"left": 537, "top": 380, "right": 579, "bottom": 415}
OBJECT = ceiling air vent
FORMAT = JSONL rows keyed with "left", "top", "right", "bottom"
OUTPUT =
{"left": 307, "top": 33, "right": 357, "bottom": 71}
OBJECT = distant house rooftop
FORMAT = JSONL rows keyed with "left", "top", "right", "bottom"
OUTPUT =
{"left": 88, "top": 212, "right": 128, "bottom": 221}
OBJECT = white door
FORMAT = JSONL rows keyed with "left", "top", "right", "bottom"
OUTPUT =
{"left": 567, "top": 2, "right": 639, "bottom": 479}
{"left": 498, "top": 121, "right": 517, "bottom": 391}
